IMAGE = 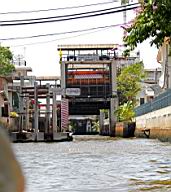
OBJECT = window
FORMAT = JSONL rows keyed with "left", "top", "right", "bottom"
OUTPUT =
{"left": 1, "top": 103, "right": 9, "bottom": 117}
{"left": 140, "top": 98, "right": 144, "bottom": 105}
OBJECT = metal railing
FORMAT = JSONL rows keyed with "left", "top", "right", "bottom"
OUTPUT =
{"left": 135, "top": 89, "right": 171, "bottom": 116}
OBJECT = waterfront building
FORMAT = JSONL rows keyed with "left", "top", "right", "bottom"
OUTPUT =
{"left": 58, "top": 44, "right": 139, "bottom": 134}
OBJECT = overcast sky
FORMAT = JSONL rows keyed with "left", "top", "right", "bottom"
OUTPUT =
{"left": 0, "top": 0, "right": 161, "bottom": 76}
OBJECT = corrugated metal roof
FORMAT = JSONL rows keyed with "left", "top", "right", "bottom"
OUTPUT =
{"left": 36, "top": 76, "right": 61, "bottom": 80}
{"left": 58, "top": 44, "right": 118, "bottom": 50}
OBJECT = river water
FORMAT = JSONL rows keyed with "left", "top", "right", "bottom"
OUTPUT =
{"left": 13, "top": 136, "right": 171, "bottom": 192}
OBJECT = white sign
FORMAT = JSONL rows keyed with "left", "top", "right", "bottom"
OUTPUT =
{"left": 49, "top": 88, "right": 64, "bottom": 95}
{"left": 66, "top": 88, "right": 81, "bottom": 96}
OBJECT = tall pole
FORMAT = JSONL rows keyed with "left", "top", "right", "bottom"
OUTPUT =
{"left": 110, "top": 59, "right": 118, "bottom": 136}
{"left": 45, "top": 83, "right": 51, "bottom": 133}
{"left": 121, "top": 0, "right": 129, "bottom": 38}
{"left": 34, "top": 81, "right": 39, "bottom": 133}
{"left": 19, "top": 76, "right": 24, "bottom": 132}
{"left": 52, "top": 91, "right": 57, "bottom": 132}
{"left": 25, "top": 97, "right": 30, "bottom": 131}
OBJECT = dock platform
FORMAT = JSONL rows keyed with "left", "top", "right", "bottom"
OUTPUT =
{"left": 9, "top": 132, "right": 73, "bottom": 143}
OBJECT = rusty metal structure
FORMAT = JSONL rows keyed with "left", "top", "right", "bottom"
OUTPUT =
{"left": 58, "top": 44, "right": 139, "bottom": 134}
{"left": 58, "top": 44, "right": 117, "bottom": 116}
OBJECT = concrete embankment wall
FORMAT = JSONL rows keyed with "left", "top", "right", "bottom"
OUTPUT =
{"left": 135, "top": 105, "right": 171, "bottom": 142}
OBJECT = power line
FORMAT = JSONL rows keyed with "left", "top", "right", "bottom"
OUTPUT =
{"left": 0, "top": 3, "right": 138, "bottom": 23}
{"left": 0, "top": 23, "right": 132, "bottom": 41}
{"left": 9, "top": 23, "right": 121, "bottom": 47}
{"left": 9, "top": 22, "right": 131, "bottom": 47}
{"left": 0, "top": 4, "right": 139, "bottom": 26}
{"left": 0, "top": 1, "right": 118, "bottom": 15}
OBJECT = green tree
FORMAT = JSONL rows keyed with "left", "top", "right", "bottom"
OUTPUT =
{"left": 117, "top": 62, "right": 145, "bottom": 105}
{"left": 115, "top": 101, "right": 135, "bottom": 122}
{"left": 0, "top": 46, "right": 15, "bottom": 76}
{"left": 116, "top": 62, "right": 145, "bottom": 121}
{"left": 124, "top": 0, "right": 171, "bottom": 50}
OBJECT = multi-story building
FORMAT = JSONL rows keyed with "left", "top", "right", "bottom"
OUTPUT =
{"left": 0, "top": 76, "right": 13, "bottom": 119}
{"left": 136, "top": 67, "right": 162, "bottom": 106}
{"left": 58, "top": 44, "right": 139, "bottom": 134}
{"left": 157, "top": 37, "right": 171, "bottom": 89}
{"left": 144, "top": 68, "right": 162, "bottom": 84}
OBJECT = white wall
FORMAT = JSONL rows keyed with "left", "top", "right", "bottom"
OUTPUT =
{"left": 136, "top": 105, "right": 171, "bottom": 130}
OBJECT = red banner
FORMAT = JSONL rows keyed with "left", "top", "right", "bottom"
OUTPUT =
{"left": 61, "top": 99, "right": 69, "bottom": 130}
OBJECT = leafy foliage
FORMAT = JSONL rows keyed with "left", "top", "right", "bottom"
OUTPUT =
{"left": 0, "top": 46, "right": 15, "bottom": 76}
{"left": 124, "top": 0, "right": 171, "bottom": 50}
{"left": 116, "top": 62, "right": 145, "bottom": 122}
{"left": 92, "top": 120, "right": 100, "bottom": 132}
{"left": 117, "top": 62, "right": 145, "bottom": 105}
{"left": 115, "top": 101, "right": 135, "bottom": 122}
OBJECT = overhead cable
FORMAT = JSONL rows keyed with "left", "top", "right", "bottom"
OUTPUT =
{"left": 0, "top": 4, "right": 139, "bottom": 26}
{"left": 8, "top": 21, "right": 132, "bottom": 47}
{"left": 0, "top": 3, "right": 138, "bottom": 23}
{"left": 9, "top": 24, "right": 122, "bottom": 47}
{"left": 0, "top": 1, "right": 118, "bottom": 15}
{"left": 0, "top": 22, "right": 132, "bottom": 41}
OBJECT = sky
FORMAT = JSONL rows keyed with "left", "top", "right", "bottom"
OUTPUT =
{"left": 0, "top": 0, "right": 161, "bottom": 77}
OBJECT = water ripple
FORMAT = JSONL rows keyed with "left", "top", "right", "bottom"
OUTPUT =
{"left": 13, "top": 137, "right": 171, "bottom": 192}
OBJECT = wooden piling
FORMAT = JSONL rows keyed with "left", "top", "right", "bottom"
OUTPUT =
{"left": 52, "top": 90, "right": 57, "bottom": 132}
{"left": 33, "top": 82, "right": 39, "bottom": 133}
{"left": 45, "top": 83, "right": 50, "bottom": 133}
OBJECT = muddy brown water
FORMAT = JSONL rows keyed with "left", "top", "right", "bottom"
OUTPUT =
{"left": 13, "top": 136, "right": 171, "bottom": 192}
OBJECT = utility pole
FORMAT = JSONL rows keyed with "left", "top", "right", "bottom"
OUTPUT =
{"left": 121, "top": 0, "right": 130, "bottom": 38}
{"left": 33, "top": 82, "right": 39, "bottom": 134}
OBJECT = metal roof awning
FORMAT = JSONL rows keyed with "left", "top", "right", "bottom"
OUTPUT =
{"left": 15, "top": 66, "right": 32, "bottom": 72}
{"left": 65, "top": 61, "right": 112, "bottom": 65}
{"left": 36, "top": 76, "right": 61, "bottom": 81}
{"left": 57, "top": 44, "right": 119, "bottom": 50}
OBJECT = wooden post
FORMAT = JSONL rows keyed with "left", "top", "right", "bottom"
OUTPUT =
{"left": 45, "top": 83, "right": 50, "bottom": 133}
{"left": 99, "top": 110, "right": 105, "bottom": 135}
{"left": 25, "top": 97, "right": 30, "bottom": 131}
{"left": 109, "top": 98, "right": 118, "bottom": 136}
{"left": 52, "top": 91, "right": 57, "bottom": 132}
{"left": 19, "top": 76, "right": 24, "bottom": 133}
{"left": 34, "top": 82, "right": 39, "bottom": 133}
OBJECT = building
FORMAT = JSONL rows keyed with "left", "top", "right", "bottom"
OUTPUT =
{"left": 58, "top": 44, "right": 139, "bottom": 134}
{"left": 157, "top": 37, "right": 171, "bottom": 89}
{"left": 136, "top": 68, "right": 162, "bottom": 106}
{"left": 0, "top": 76, "right": 13, "bottom": 126}
{"left": 144, "top": 68, "right": 162, "bottom": 84}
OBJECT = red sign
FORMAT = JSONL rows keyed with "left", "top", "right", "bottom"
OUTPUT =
{"left": 61, "top": 99, "right": 69, "bottom": 130}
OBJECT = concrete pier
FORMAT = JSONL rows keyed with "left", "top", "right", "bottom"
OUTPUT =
{"left": 9, "top": 132, "right": 73, "bottom": 143}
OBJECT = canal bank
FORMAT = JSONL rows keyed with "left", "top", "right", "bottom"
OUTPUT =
{"left": 135, "top": 106, "right": 171, "bottom": 143}
{"left": 134, "top": 88, "right": 171, "bottom": 143}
